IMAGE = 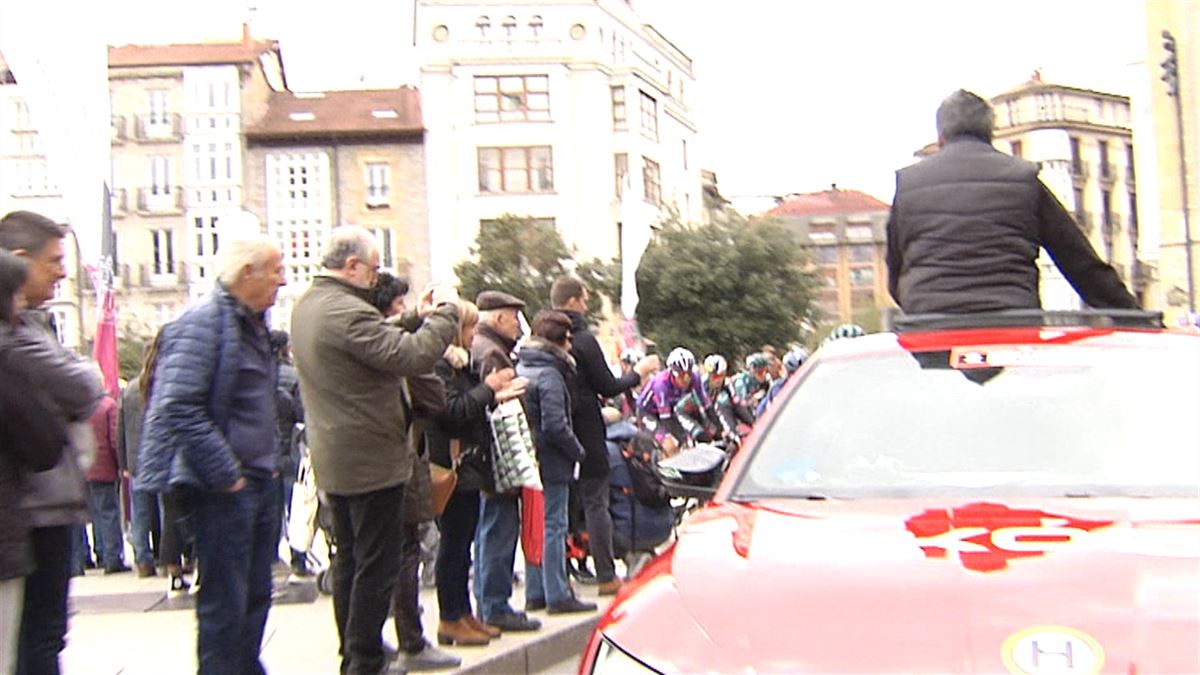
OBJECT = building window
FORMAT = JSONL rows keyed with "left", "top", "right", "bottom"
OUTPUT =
{"left": 192, "top": 215, "right": 220, "bottom": 279}
{"left": 150, "top": 156, "right": 172, "bottom": 195}
{"left": 850, "top": 266, "right": 875, "bottom": 287}
{"left": 614, "top": 153, "right": 628, "bottom": 199}
{"left": 611, "top": 86, "right": 626, "bottom": 130}
{"left": 642, "top": 157, "right": 661, "bottom": 204}
{"left": 1069, "top": 137, "right": 1083, "bottom": 176}
{"left": 1125, "top": 143, "right": 1135, "bottom": 183}
{"left": 148, "top": 89, "right": 170, "bottom": 125}
{"left": 477, "top": 146, "right": 554, "bottom": 193}
{"left": 190, "top": 141, "right": 237, "bottom": 184}
{"left": 269, "top": 152, "right": 328, "bottom": 210}
{"left": 846, "top": 225, "right": 873, "bottom": 240}
{"left": 1010, "top": 140, "right": 1023, "bottom": 158}
{"left": 371, "top": 227, "right": 395, "bottom": 270}
{"left": 1098, "top": 139, "right": 1111, "bottom": 179}
{"left": 1100, "top": 188, "right": 1112, "bottom": 226}
{"left": 681, "top": 139, "right": 688, "bottom": 171}
{"left": 809, "top": 222, "right": 837, "bottom": 242}
{"left": 474, "top": 75, "right": 550, "bottom": 122}
{"left": 640, "top": 91, "right": 658, "bottom": 141}
{"left": 848, "top": 244, "right": 874, "bottom": 263}
{"left": 151, "top": 229, "right": 174, "bottom": 275}
{"left": 366, "top": 162, "right": 391, "bottom": 206}
{"left": 810, "top": 246, "right": 838, "bottom": 264}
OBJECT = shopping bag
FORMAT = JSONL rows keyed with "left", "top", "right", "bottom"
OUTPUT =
{"left": 520, "top": 486, "right": 545, "bottom": 567}
{"left": 489, "top": 399, "right": 542, "bottom": 493}
{"left": 287, "top": 443, "right": 318, "bottom": 552}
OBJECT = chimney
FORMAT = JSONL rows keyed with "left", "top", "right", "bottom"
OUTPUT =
{"left": 243, "top": 22, "right": 252, "bottom": 47}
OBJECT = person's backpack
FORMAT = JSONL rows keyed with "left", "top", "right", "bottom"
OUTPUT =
{"left": 623, "top": 430, "right": 670, "bottom": 508}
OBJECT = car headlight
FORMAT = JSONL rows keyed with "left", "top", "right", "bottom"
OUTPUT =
{"left": 590, "top": 635, "right": 660, "bottom": 674}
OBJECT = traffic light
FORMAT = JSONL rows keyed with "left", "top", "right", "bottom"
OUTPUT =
{"left": 1162, "top": 30, "right": 1179, "bottom": 97}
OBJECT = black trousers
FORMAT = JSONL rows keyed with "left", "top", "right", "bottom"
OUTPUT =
{"left": 328, "top": 484, "right": 405, "bottom": 675}
{"left": 580, "top": 476, "right": 617, "bottom": 583}
{"left": 434, "top": 490, "right": 480, "bottom": 622}
{"left": 390, "top": 522, "right": 424, "bottom": 653}
{"left": 17, "top": 525, "right": 73, "bottom": 675}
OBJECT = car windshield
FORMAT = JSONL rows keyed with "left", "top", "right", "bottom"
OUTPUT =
{"left": 735, "top": 336, "right": 1200, "bottom": 500}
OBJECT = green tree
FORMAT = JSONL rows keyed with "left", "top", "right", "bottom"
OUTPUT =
{"left": 454, "top": 215, "right": 572, "bottom": 318}
{"left": 574, "top": 256, "right": 622, "bottom": 322}
{"left": 634, "top": 211, "right": 821, "bottom": 361}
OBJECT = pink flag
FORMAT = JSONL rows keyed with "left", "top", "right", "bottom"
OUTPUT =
{"left": 92, "top": 282, "right": 118, "bottom": 398}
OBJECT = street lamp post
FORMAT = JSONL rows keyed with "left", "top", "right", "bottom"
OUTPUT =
{"left": 1161, "top": 30, "right": 1195, "bottom": 313}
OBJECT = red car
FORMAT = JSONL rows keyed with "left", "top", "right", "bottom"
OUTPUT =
{"left": 581, "top": 311, "right": 1200, "bottom": 674}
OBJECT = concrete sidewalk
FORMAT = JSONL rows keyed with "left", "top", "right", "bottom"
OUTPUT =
{"left": 60, "top": 567, "right": 603, "bottom": 674}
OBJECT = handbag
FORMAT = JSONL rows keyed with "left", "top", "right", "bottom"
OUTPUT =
{"left": 489, "top": 399, "right": 542, "bottom": 493}
{"left": 430, "top": 439, "right": 459, "bottom": 517}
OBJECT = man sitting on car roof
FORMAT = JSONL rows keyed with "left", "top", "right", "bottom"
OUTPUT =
{"left": 885, "top": 88, "right": 1139, "bottom": 314}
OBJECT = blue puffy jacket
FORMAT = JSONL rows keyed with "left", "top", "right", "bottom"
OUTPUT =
{"left": 136, "top": 286, "right": 266, "bottom": 492}
{"left": 516, "top": 338, "right": 586, "bottom": 484}
{"left": 606, "top": 421, "right": 673, "bottom": 551}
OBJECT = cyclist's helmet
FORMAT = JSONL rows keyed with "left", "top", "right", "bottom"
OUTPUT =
{"left": 823, "top": 323, "right": 867, "bottom": 346}
{"left": 745, "top": 352, "right": 770, "bottom": 371}
{"left": 620, "top": 347, "right": 645, "bottom": 365}
{"left": 666, "top": 347, "right": 696, "bottom": 373}
{"left": 783, "top": 348, "right": 807, "bottom": 374}
{"left": 703, "top": 354, "right": 728, "bottom": 376}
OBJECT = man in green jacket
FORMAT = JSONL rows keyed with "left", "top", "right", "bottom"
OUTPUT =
{"left": 291, "top": 226, "right": 459, "bottom": 675}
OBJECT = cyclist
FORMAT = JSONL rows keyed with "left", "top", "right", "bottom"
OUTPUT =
{"left": 673, "top": 354, "right": 735, "bottom": 443}
{"left": 636, "top": 347, "right": 708, "bottom": 449}
{"left": 756, "top": 347, "right": 808, "bottom": 418}
{"left": 718, "top": 353, "right": 773, "bottom": 425}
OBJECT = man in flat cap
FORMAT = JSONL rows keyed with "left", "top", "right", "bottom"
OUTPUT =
{"left": 469, "top": 290, "right": 543, "bottom": 632}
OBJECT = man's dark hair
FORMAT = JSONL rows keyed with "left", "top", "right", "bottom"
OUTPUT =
{"left": 935, "top": 89, "right": 995, "bottom": 143}
{"left": 369, "top": 272, "right": 410, "bottom": 315}
{"left": 550, "top": 275, "right": 587, "bottom": 309}
{"left": 531, "top": 310, "right": 572, "bottom": 345}
{"left": 0, "top": 249, "right": 28, "bottom": 324}
{"left": 0, "top": 210, "right": 67, "bottom": 255}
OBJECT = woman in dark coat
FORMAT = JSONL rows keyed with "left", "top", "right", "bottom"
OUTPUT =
{"left": 427, "top": 300, "right": 526, "bottom": 647}
{"left": 0, "top": 250, "right": 66, "bottom": 672}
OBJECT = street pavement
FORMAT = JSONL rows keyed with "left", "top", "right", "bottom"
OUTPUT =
{"left": 59, "top": 564, "right": 605, "bottom": 674}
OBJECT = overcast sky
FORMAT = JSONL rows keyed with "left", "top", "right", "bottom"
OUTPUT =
{"left": 101, "top": 0, "right": 1147, "bottom": 209}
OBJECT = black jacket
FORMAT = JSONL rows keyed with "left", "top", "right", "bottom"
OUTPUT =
{"left": 517, "top": 339, "right": 586, "bottom": 484}
{"left": 886, "top": 137, "right": 1139, "bottom": 313}
{"left": 0, "top": 322, "right": 91, "bottom": 580}
{"left": 561, "top": 311, "right": 639, "bottom": 478}
{"left": 427, "top": 356, "right": 496, "bottom": 493}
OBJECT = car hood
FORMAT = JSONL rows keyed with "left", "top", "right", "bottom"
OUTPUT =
{"left": 599, "top": 498, "right": 1200, "bottom": 673}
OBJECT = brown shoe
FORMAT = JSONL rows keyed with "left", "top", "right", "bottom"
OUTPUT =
{"left": 464, "top": 614, "right": 501, "bottom": 638}
{"left": 136, "top": 564, "right": 157, "bottom": 578}
{"left": 598, "top": 579, "right": 623, "bottom": 596}
{"left": 436, "top": 618, "right": 490, "bottom": 647}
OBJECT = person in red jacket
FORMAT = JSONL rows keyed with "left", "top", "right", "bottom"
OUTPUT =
{"left": 84, "top": 391, "right": 128, "bottom": 574}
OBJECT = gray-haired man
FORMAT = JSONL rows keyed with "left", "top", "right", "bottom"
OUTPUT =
{"left": 291, "top": 226, "right": 459, "bottom": 675}
{"left": 885, "top": 89, "right": 1138, "bottom": 314}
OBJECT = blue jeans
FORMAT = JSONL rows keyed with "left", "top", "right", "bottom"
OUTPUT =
{"left": 85, "top": 482, "right": 124, "bottom": 569}
{"left": 476, "top": 493, "right": 521, "bottom": 621}
{"left": 525, "top": 482, "right": 571, "bottom": 606}
{"left": 186, "top": 476, "right": 280, "bottom": 675}
{"left": 129, "top": 488, "right": 160, "bottom": 567}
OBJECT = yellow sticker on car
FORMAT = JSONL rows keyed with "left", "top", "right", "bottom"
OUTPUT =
{"left": 1001, "top": 625, "right": 1104, "bottom": 675}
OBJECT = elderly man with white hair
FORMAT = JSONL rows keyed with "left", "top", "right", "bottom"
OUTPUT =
{"left": 290, "top": 225, "right": 459, "bottom": 675}
{"left": 137, "top": 230, "right": 286, "bottom": 675}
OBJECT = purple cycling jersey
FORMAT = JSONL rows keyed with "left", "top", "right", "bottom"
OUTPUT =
{"left": 637, "top": 368, "right": 710, "bottom": 437}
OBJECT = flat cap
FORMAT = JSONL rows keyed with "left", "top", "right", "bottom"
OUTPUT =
{"left": 476, "top": 290, "right": 526, "bottom": 311}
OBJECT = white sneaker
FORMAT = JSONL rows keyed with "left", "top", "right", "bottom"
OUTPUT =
{"left": 167, "top": 575, "right": 191, "bottom": 598}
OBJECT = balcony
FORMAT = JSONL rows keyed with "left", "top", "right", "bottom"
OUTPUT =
{"left": 109, "top": 188, "right": 127, "bottom": 218}
{"left": 135, "top": 113, "right": 182, "bottom": 143}
{"left": 365, "top": 187, "right": 391, "bottom": 209}
{"left": 137, "top": 187, "right": 183, "bottom": 215}
{"left": 111, "top": 115, "right": 127, "bottom": 145}
{"left": 1073, "top": 210, "right": 1093, "bottom": 234}
{"left": 1097, "top": 161, "right": 1115, "bottom": 185}
{"left": 120, "top": 261, "right": 188, "bottom": 289}
{"left": 1069, "top": 162, "right": 1088, "bottom": 185}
